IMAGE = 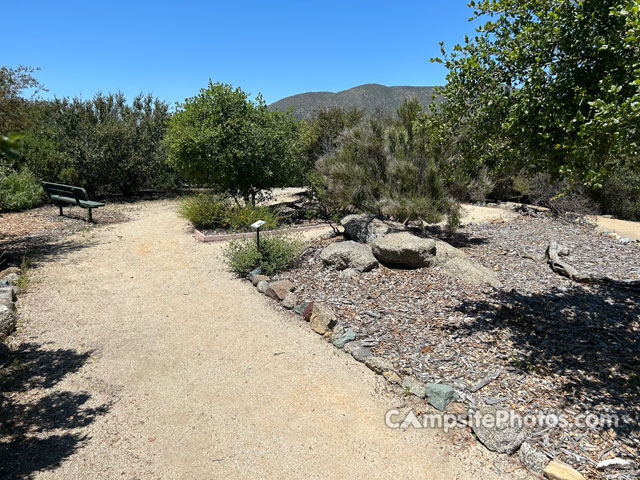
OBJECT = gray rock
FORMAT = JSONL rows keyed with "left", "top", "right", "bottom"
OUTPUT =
{"left": 471, "top": 406, "right": 527, "bottom": 454}
{"left": 0, "top": 267, "right": 20, "bottom": 279}
{"left": 340, "top": 214, "right": 404, "bottom": 243}
{"left": 256, "top": 280, "right": 270, "bottom": 293}
{"left": 294, "top": 301, "right": 311, "bottom": 316}
{"left": 0, "top": 305, "right": 17, "bottom": 337}
{"left": 344, "top": 341, "right": 372, "bottom": 362}
{"left": 332, "top": 329, "right": 356, "bottom": 349}
{"left": 402, "top": 376, "right": 426, "bottom": 398}
{"left": 339, "top": 267, "right": 358, "bottom": 279}
{"left": 331, "top": 324, "right": 345, "bottom": 338}
{"left": 365, "top": 356, "right": 394, "bottom": 374}
{"left": 518, "top": 441, "right": 549, "bottom": 473}
{"left": 0, "top": 287, "right": 17, "bottom": 302}
{"left": 1, "top": 273, "right": 19, "bottom": 285}
{"left": 371, "top": 232, "right": 501, "bottom": 286}
{"left": 308, "top": 302, "right": 337, "bottom": 334}
{"left": 425, "top": 383, "right": 460, "bottom": 411}
{"left": 620, "top": 237, "right": 632, "bottom": 244}
{"left": 247, "top": 266, "right": 263, "bottom": 281}
{"left": 282, "top": 293, "right": 298, "bottom": 310}
{"left": 320, "top": 241, "right": 378, "bottom": 272}
{"left": 371, "top": 232, "right": 437, "bottom": 268}
{"left": 0, "top": 297, "right": 16, "bottom": 311}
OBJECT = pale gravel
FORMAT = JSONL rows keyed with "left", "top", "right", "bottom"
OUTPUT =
{"left": 6, "top": 200, "right": 533, "bottom": 480}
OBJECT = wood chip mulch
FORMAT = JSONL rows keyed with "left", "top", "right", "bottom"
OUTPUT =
{"left": 0, "top": 205, "right": 128, "bottom": 266}
{"left": 278, "top": 213, "right": 640, "bottom": 479}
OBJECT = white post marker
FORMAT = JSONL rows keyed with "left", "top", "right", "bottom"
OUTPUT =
{"left": 250, "top": 220, "right": 266, "bottom": 253}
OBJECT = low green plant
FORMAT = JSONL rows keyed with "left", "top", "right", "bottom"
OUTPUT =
{"left": 0, "top": 169, "right": 44, "bottom": 212}
{"left": 178, "top": 194, "right": 279, "bottom": 231}
{"left": 224, "top": 234, "right": 306, "bottom": 275}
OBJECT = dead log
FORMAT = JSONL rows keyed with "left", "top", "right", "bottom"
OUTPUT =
{"left": 545, "top": 241, "right": 640, "bottom": 290}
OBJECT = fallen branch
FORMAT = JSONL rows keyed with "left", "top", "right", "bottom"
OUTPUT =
{"left": 545, "top": 241, "right": 640, "bottom": 290}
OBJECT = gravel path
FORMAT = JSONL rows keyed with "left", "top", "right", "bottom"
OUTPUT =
{"left": 3, "top": 200, "right": 530, "bottom": 480}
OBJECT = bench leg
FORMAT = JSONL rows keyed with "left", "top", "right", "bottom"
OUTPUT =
{"left": 59, "top": 205, "right": 63, "bottom": 216}
{"left": 87, "top": 208, "right": 93, "bottom": 223}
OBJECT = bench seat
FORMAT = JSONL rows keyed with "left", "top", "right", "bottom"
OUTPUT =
{"left": 43, "top": 182, "right": 106, "bottom": 222}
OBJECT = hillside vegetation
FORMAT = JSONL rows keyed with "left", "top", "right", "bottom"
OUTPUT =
{"left": 269, "top": 83, "right": 439, "bottom": 120}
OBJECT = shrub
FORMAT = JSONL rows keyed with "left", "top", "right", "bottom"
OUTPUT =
{"left": 596, "top": 166, "right": 640, "bottom": 221}
{"left": 0, "top": 168, "right": 44, "bottom": 212}
{"left": 224, "top": 234, "right": 306, "bottom": 275}
{"left": 178, "top": 194, "right": 279, "bottom": 231}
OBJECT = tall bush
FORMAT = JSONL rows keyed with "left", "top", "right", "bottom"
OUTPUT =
{"left": 165, "top": 81, "right": 306, "bottom": 205}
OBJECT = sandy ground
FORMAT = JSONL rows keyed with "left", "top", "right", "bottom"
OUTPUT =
{"left": 7, "top": 200, "right": 534, "bottom": 480}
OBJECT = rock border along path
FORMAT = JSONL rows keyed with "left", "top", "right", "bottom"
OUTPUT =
{"left": 8, "top": 200, "right": 533, "bottom": 480}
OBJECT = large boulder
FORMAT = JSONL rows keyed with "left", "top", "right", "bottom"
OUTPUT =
{"left": 320, "top": 241, "right": 378, "bottom": 272}
{"left": 340, "top": 214, "right": 404, "bottom": 243}
{"left": 432, "top": 240, "right": 501, "bottom": 287}
{"left": 371, "top": 232, "right": 437, "bottom": 268}
{"left": 370, "top": 232, "right": 501, "bottom": 287}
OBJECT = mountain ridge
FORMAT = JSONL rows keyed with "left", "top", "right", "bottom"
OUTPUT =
{"left": 268, "top": 83, "right": 440, "bottom": 120}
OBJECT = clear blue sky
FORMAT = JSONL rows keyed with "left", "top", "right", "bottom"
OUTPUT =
{"left": 6, "top": 1, "right": 479, "bottom": 106}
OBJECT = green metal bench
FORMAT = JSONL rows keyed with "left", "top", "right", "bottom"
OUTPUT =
{"left": 41, "top": 181, "right": 106, "bottom": 222}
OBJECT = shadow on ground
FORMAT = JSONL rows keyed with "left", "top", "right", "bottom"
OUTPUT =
{"left": 0, "top": 343, "right": 109, "bottom": 479}
{"left": 453, "top": 284, "right": 640, "bottom": 443}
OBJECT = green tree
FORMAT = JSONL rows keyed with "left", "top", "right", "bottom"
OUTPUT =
{"left": 21, "top": 92, "right": 174, "bottom": 195}
{"left": 165, "top": 81, "right": 304, "bottom": 204}
{"left": 0, "top": 65, "right": 46, "bottom": 135}
{"left": 431, "top": 0, "right": 640, "bottom": 188}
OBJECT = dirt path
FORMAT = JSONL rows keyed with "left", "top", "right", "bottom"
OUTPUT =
{"left": 9, "top": 201, "right": 530, "bottom": 479}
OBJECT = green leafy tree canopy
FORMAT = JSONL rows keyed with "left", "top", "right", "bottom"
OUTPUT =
{"left": 165, "top": 81, "right": 304, "bottom": 204}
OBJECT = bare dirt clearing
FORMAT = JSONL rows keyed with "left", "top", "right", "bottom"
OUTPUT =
{"left": 1, "top": 200, "right": 531, "bottom": 480}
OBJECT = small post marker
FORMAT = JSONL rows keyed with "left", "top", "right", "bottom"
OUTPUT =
{"left": 250, "top": 220, "right": 266, "bottom": 253}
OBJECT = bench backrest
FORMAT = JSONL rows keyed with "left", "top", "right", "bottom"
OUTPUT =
{"left": 42, "top": 182, "right": 89, "bottom": 201}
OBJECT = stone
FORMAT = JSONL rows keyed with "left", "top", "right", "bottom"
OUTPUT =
{"left": 371, "top": 232, "right": 437, "bottom": 268}
{"left": 0, "top": 298, "right": 16, "bottom": 312}
{"left": 265, "top": 280, "right": 294, "bottom": 301}
{"left": 620, "top": 237, "right": 632, "bottom": 244}
{"left": 0, "top": 287, "right": 17, "bottom": 302}
{"left": 402, "top": 376, "right": 426, "bottom": 398}
{"left": 365, "top": 356, "right": 394, "bottom": 374}
{"left": 344, "top": 341, "right": 372, "bottom": 362}
{"left": 518, "top": 441, "right": 549, "bottom": 473}
{"left": 0, "top": 272, "right": 19, "bottom": 285}
{"left": 340, "top": 213, "right": 404, "bottom": 243}
{"left": 256, "top": 280, "right": 270, "bottom": 294}
{"left": 425, "top": 383, "right": 461, "bottom": 412}
{"left": 471, "top": 406, "right": 527, "bottom": 454}
{"left": 320, "top": 241, "right": 378, "bottom": 272}
{"left": 251, "top": 274, "right": 270, "bottom": 286}
{"left": 339, "top": 267, "right": 358, "bottom": 279}
{"left": 332, "top": 329, "right": 356, "bottom": 349}
{"left": 383, "top": 371, "right": 402, "bottom": 384}
{"left": 0, "top": 305, "right": 17, "bottom": 337}
{"left": 281, "top": 293, "right": 298, "bottom": 309}
{"left": 246, "top": 266, "right": 263, "bottom": 282}
{"left": 543, "top": 460, "right": 585, "bottom": 480}
{"left": 295, "top": 301, "right": 311, "bottom": 316}
{"left": 308, "top": 302, "right": 337, "bottom": 334}
{"left": 302, "top": 302, "right": 314, "bottom": 321}
{"left": 0, "top": 267, "right": 20, "bottom": 279}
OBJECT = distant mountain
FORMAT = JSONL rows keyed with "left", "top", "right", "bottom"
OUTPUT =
{"left": 268, "top": 83, "right": 440, "bottom": 120}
